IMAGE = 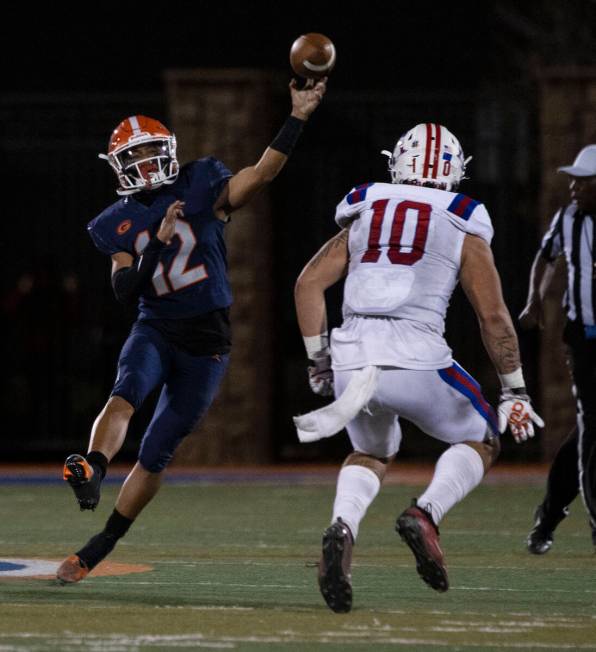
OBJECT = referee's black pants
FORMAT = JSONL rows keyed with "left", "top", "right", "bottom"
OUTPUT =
{"left": 542, "top": 320, "right": 596, "bottom": 528}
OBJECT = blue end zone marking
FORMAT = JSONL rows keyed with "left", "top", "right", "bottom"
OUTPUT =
{"left": 0, "top": 562, "right": 27, "bottom": 571}
{"left": 0, "top": 472, "right": 337, "bottom": 486}
{"left": 0, "top": 477, "right": 126, "bottom": 485}
{"left": 346, "top": 182, "right": 374, "bottom": 205}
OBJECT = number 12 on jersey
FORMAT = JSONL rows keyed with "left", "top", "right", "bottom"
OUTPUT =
{"left": 362, "top": 199, "right": 431, "bottom": 265}
{"left": 135, "top": 220, "right": 207, "bottom": 296}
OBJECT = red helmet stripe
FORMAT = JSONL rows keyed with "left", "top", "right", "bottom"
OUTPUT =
{"left": 423, "top": 123, "right": 433, "bottom": 178}
{"left": 432, "top": 123, "right": 442, "bottom": 179}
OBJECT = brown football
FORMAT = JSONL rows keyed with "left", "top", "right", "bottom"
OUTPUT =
{"left": 289, "top": 33, "right": 336, "bottom": 79}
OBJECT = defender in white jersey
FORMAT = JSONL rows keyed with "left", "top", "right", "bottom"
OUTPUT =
{"left": 294, "top": 123, "right": 543, "bottom": 612}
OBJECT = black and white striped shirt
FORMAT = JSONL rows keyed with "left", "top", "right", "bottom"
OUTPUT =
{"left": 541, "top": 204, "right": 595, "bottom": 326}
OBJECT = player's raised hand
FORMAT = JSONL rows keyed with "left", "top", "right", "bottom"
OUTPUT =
{"left": 290, "top": 77, "right": 327, "bottom": 121}
{"left": 157, "top": 201, "right": 185, "bottom": 244}
{"left": 497, "top": 389, "right": 545, "bottom": 443}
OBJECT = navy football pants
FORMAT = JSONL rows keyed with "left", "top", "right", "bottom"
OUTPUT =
{"left": 111, "top": 321, "right": 229, "bottom": 472}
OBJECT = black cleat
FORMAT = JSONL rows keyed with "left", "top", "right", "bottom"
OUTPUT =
{"left": 63, "top": 454, "right": 101, "bottom": 511}
{"left": 318, "top": 518, "right": 353, "bottom": 613}
{"left": 526, "top": 504, "right": 568, "bottom": 555}
{"left": 396, "top": 499, "right": 449, "bottom": 592}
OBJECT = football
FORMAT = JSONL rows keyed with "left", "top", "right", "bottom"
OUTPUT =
{"left": 289, "top": 33, "right": 336, "bottom": 79}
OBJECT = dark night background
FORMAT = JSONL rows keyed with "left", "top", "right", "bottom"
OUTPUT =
{"left": 6, "top": 2, "right": 596, "bottom": 93}
{"left": 2, "top": 1, "right": 596, "bottom": 463}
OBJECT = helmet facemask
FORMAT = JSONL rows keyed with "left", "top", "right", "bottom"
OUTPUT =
{"left": 112, "top": 139, "right": 178, "bottom": 195}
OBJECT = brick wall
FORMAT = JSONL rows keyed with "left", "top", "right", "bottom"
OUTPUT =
{"left": 164, "top": 70, "right": 285, "bottom": 464}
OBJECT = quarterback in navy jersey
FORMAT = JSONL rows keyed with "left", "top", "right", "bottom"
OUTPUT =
{"left": 56, "top": 78, "right": 327, "bottom": 584}
{"left": 88, "top": 156, "right": 235, "bottom": 322}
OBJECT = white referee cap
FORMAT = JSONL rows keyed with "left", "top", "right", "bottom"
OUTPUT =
{"left": 558, "top": 145, "right": 596, "bottom": 177}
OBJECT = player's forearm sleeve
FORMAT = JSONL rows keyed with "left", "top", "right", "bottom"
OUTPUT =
{"left": 269, "top": 115, "right": 304, "bottom": 156}
{"left": 111, "top": 237, "right": 166, "bottom": 304}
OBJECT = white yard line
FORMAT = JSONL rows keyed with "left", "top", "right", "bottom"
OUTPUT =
{"left": 2, "top": 632, "right": 596, "bottom": 650}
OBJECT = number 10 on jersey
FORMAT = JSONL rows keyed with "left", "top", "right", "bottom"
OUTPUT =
{"left": 362, "top": 199, "right": 431, "bottom": 265}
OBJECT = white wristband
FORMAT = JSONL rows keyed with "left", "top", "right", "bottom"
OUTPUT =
{"left": 303, "top": 333, "right": 329, "bottom": 359}
{"left": 498, "top": 368, "right": 525, "bottom": 389}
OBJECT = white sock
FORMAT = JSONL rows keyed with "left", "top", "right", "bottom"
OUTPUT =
{"left": 417, "top": 444, "right": 485, "bottom": 525}
{"left": 332, "top": 464, "right": 381, "bottom": 541}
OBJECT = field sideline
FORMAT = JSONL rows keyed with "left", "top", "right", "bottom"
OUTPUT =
{"left": 1, "top": 465, "right": 595, "bottom": 651}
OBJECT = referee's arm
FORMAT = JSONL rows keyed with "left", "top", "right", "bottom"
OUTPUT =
{"left": 518, "top": 250, "right": 558, "bottom": 330}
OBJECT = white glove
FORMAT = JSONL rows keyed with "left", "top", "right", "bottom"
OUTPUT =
{"left": 307, "top": 355, "right": 334, "bottom": 397}
{"left": 497, "top": 388, "right": 544, "bottom": 443}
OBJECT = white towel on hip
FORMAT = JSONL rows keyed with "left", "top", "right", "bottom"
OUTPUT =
{"left": 293, "top": 366, "right": 379, "bottom": 443}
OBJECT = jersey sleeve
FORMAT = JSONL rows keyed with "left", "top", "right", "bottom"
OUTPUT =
{"left": 539, "top": 208, "right": 564, "bottom": 262}
{"left": 205, "top": 157, "right": 233, "bottom": 205}
{"left": 335, "top": 183, "right": 375, "bottom": 227}
{"left": 446, "top": 193, "right": 494, "bottom": 244}
{"left": 87, "top": 221, "right": 123, "bottom": 256}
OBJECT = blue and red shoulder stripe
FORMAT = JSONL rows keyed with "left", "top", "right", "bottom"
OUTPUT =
{"left": 447, "top": 194, "right": 480, "bottom": 221}
{"left": 346, "top": 183, "right": 375, "bottom": 205}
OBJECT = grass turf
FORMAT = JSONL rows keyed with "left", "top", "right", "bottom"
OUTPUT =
{"left": 1, "top": 479, "right": 595, "bottom": 651}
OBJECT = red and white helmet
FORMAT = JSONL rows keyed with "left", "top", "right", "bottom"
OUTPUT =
{"left": 99, "top": 115, "right": 179, "bottom": 196}
{"left": 382, "top": 123, "right": 471, "bottom": 191}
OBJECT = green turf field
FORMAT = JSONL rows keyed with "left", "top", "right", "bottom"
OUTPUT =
{"left": 1, "top": 478, "right": 595, "bottom": 651}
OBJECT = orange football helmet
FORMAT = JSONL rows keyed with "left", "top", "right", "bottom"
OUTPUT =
{"left": 99, "top": 115, "right": 179, "bottom": 195}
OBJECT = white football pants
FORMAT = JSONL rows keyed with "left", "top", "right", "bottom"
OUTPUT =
{"left": 333, "top": 362, "right": 496, "bottom": 458}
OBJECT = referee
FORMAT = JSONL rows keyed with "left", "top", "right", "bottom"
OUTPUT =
{"left": 519, "top": 144, "right": 596, "bottom": 554}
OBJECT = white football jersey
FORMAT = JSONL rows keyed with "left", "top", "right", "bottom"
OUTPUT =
{"left": 331, "top": 182, "right": 493, "bottom": 371}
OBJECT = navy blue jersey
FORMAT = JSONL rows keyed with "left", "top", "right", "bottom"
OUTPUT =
{"left": 87, "top": 157, "right": 233, "bottom": 320}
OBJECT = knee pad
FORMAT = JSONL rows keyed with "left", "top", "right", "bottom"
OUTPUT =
{"left": 111, "top": 373, "right": 147, "bottom": 411}
{"left": 138, "top": 426, "right": 190, "bottom": 473}
{"left": 138, "top": 449, "right": 174, "bottom": 473}
{"left": 138, "top": 422, "right": 193, "bottom": 471}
